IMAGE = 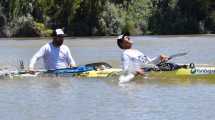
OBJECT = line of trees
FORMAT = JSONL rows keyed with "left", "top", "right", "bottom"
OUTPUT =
{"left": 0, "top": 0, "right": 214, "bottom": 37}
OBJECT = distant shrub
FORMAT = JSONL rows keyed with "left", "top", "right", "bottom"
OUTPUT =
{"left": 35, "top": 22, "right": 52, "bottom": 37}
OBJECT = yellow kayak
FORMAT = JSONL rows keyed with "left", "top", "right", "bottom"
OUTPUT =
{"left": 73, "top": 68, "right": 122, "bottom": 77}
{"left": 75, "top": 64, "right": 215, "bottom": 79}
{"left": 147, "top": 66, "right": 215, "bottom": 79}
{"left": 2, "top": 62, "right": 215, "bottom": 79}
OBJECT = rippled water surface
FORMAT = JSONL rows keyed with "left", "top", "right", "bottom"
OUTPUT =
{"left": 0, "top": 35, "right": 215, "bottom": 120}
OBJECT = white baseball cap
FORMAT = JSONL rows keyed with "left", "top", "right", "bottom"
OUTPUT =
{"left": 117, "top": 34, "right": 124, "bottom": 40}
{"left": 55, "top": 29, "right": 64, "bottom": 35}
{"left": 117, "top": 33, "right": 129, "bottom": 40}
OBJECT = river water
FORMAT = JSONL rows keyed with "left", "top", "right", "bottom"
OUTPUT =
{"left": 0, "top": 35, "right": 215, "bottom": 120}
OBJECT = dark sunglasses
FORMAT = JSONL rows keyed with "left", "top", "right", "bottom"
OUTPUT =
{"left": 123, "top": 36, "right": 130, "bottom": 40}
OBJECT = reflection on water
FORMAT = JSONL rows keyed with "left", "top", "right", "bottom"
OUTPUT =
{"left": 0, "top": 35, "right": 215, "bottom": 120}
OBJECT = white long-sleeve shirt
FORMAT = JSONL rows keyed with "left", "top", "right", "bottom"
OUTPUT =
{"left": 29, "top": 42, "right": 76, "bottom": 70}
{"left": 121, "top": 49, "right": 160, "bottom": 72}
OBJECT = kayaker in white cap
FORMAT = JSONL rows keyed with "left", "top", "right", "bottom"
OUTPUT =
{"left": 29, "top": 28, "right": 76, "bottom": 74}
{"left": 117, "top": 33, "right": 169, "bottom": 78}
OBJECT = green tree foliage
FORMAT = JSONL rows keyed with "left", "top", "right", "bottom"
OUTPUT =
{"left": 98, "top": 0, "right": 152, "bottom": 35}
{"left": 0, "top": 4, "right": 6, "bottom": 27}
{"left": 176, "top": 0, "right": 208, "bottom": 33}
{"left": 9, "top": 0, "right": 33, "bottom": 20}
{"left": 149, "top": 0, "right": 215, "bottom": 34}
{"left": 97, "top": 2, "right": 122, "bottom": 35}
{"left": 71, "top": 0, "right": 106, "bottom": 36}
{"left": 205, "top": 0, "right": 215, "bottom": 33}
{"left": 123, "top": 0, "right": 152, "bottom": 34}
{"left": 149, "top": 0, "right": 177, "bottom": 34}
{"left": 34, "top": 0, "right": 81, "bottom": 28}
{"left": 0, "top": 0, "right": 215, "bottom": 37}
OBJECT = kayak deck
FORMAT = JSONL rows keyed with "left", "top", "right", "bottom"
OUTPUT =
{"left": 9, "top": 68, "right": 122, "bottom": 78}
{"left": 1, "top": 63, "right": 215, "bottom": 80}
{"left": 145, "top": 66, "right": 215, "bottom": 80}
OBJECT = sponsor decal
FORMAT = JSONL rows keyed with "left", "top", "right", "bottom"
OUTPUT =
{"left": 191, "top": 68, "right": 196, "bottom": 74}
{"left": 191, "top": 68, "right": 215, "bottom": 74}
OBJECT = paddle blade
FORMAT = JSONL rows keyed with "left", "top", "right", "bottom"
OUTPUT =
{"left": 169, "top": 52, "right": 188, "bottom": 60}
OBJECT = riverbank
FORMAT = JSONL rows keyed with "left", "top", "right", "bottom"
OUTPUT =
{"left": 0, "top": 34, "right": 215, "bottom": 40}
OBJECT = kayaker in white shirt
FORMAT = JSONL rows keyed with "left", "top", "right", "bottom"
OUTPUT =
{"left": 29, "top": 28, "right": 76, "bottom": 74}
{"left": 117, "top": 33, "right": 169, "bottom": 75}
